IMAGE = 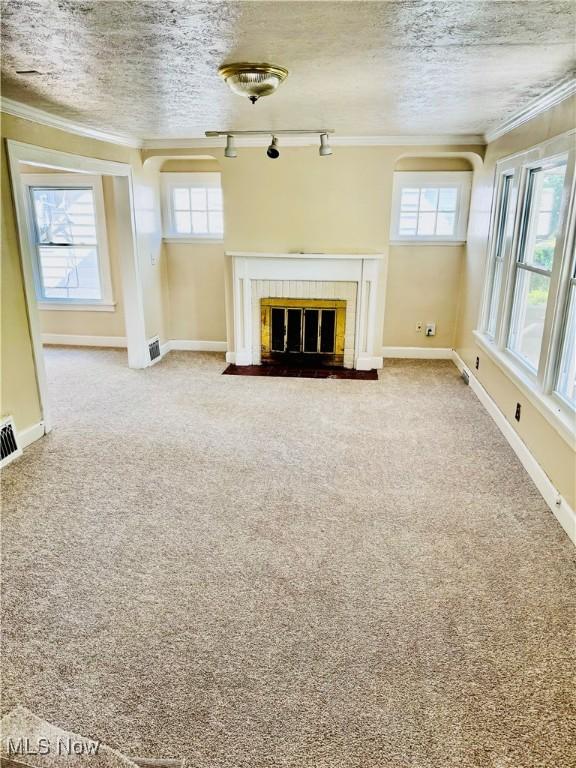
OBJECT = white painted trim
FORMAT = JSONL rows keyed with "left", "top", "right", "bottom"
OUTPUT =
{"left": 382, "top": 346, "right": 453, "bottom": 359}
{"left": 485, "top": 78, "right": 576, "bottom": 144}
{"left": 42, "top": 334, "right": 127, "bottom": 347}
{"left": 143, "top": 135, "right": 485, "bottom": 149}
{"left": 38, "top": 302, "right": 117, "bottom": 312}
{"left": 19, "top": 421, "right": 46, "bottom": 449}
{"left": 1, "top": 97, "right": 141, "bottom": 148}
{"left": 163, "top": 237, "right": 224, "bottom": 245}
{"left": 226, "top": 250, "right": 385, "bottom": 260}
{"left": 167, "top": 340, "right": 228, "bottom": 352}
{"left": 452, "top": 351, "right": 575, "bottom": 545}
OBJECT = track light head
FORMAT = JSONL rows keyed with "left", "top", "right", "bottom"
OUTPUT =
{"left": 224, "top": 134, "right": 237, "bottom": 158}
{"left": 319, "top": 133, "right": 332, "bottom": 156}
{"left": 267, "top": 136, "right": 280, "bottom": 159}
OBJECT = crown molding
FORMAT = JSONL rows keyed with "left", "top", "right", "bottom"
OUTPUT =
{"left": 141, "top": 133, "right": 485, "bottom": 150}
{"left": 484, "top": 77, "right": 576, "bottom": 144}
{"left": 1, "top": 97, "right": 142, "bottom": 149}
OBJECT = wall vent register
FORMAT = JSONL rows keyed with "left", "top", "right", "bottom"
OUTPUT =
{"left": 0, "top": 418, "right": 22, "bottom": 468}
{"left": 260, "top": 298, "right": 346, "bottom": 366}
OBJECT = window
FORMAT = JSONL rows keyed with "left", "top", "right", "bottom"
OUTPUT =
{"left": 478, "top": 131, "right": 576, "bottom": 427}
{"left": 390, "top": 172, "right": 472, "bottom": 243}
{"left": 161, "top": 173, "right": 223, "bottom": 239}
{"left": 24, "top": 174, "right": 113, "bottom": 308}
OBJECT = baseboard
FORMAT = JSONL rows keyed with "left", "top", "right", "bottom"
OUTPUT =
{"left": 42, "top": 334, "right": 127, "bottom": 347}
{"left": 167, "top": 340, "right": 228, "bottom": 352}
{"left": 19, "top": 421, "right": 45, "bottom": 449}
{"left": 382, "top": 346, "right": 453, "bottom": 359}
{"left": 356, "top": 355, "right": 384, "bottom": 370}
{"left": 452, "top": 351, "right": 575, "bottom": 545}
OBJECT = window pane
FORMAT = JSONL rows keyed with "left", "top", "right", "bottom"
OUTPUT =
{"left": 207, "top": 188, "right": 223, "bottom": 210}
{"left": 38, "top": 246, "right": 101, "bottom": 300}
{"left": 174, "top": 211, "right": 192, "bottom": 233}
{"left": 436, "top": 212, "right": 455, "bottom": 236}
{"left": 173, "top": 188, "right": 190, "bottom": 210}
{"left": 555, "top": 285, "right": 576, "bottom": 408}
{"left": 190, "top": 188, "right": 207, "bottom": 210}
{"left": 420, "top": 188, "right": 438, "bottom": 211}
{"left": 438, "top": 188, "right": 458, "bottom": 211}
{"left": 508, "top": 269, "right": 550, "bottom": 370}
{"left": 208, "top": 211, "right": 223, "bottom": 234}
{"left": 417, "top": 211, "right": 436, "bottom": 235}
{"left": 521, "top": 163, "right": 567, "bottom": 271}
{"left": 399, "top": 213, "right": 417, "bottom": 235}
{"left": 400, "top": 188, "right": 419, "bottom": 211}
{"left": 191, "top": 211, "right": 208, "bottom": 233}
{"left": 32, "top": 187, "right": 97, "bottom": 245}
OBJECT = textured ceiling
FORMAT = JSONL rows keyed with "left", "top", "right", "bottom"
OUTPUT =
{"left": 1, "top": 0, "right": 575, "bottom": 140}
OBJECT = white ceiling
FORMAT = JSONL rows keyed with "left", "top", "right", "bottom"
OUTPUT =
{"left": 1, "top": 0, "right": 575, "bottom": 141}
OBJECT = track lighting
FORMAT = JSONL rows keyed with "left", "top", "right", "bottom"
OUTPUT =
{"left": 319, "top": 133, "right": 332, "bottom": 156}
{"left": 206, "top": 130, "right": 335, "bottom": 159}
{"left": 267, "top": 136, "right": 280, "bottom": 159}
{"left": 224, "top": 135, "right": 237, "bottom": 158}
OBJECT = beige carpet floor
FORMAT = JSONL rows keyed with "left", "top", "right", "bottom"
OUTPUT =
{"left": 2, "top": 348, "right": 574, "bottom": 768}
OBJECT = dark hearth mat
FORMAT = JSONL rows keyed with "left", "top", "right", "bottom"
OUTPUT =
{"left": 223, "top": 365, "right": 378, "bottom": 380}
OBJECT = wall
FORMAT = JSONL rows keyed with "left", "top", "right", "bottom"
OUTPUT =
{"left": 455, "top": 95, "right": 576, "bottom": 509}
{"left": 0, "top": 112, "right": 164, "bottom": 435}
{"left": 146, "top": 144, "right": 483, "bottom": 351}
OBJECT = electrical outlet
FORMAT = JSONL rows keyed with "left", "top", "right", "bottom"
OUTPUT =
{"left": 425, "top": 322, "right": 436, "bottom": 337}
{"left": 416, "top": 321, "right": 423, "bottom": 333}
{"left": 475, "top": 356, "right": 480, "bottom": 370}
{"left": 515, "top": 402, "right": 521, "bottom": 422}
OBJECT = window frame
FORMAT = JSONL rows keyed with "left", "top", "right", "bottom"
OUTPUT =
{"left": 390, "top": 171, "right": 473, "bottom": 244}
{"left": 22, "top": 173, "right": 114, "bottom": 311}
{"left": 476, "top": 130, "right": 576, "bottom": 439}
{"left": 161, "top": 172, "right": 223, "bottom": 241}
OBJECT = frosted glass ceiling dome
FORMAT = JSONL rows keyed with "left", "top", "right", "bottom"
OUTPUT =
{"left": 218, "top": 62, "right": 289, "bottom": 104}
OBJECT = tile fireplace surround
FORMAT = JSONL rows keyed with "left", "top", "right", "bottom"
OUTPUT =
{"left": 226, "top": 252, "right": 385, "bottom": 370}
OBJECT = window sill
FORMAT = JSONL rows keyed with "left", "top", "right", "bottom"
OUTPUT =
{"left": 389, "top": 240, "right": 466, "bottom": 247}
{"left": 38, "top": 301, "right": 117, "bottom": 312}
{"left": 473, "top": 330, "right": 575, "bottom": 446}
{"left": 163, "top": 236, "right": 224, "bottom": 244}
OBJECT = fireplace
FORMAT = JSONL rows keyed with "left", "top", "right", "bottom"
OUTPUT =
{"left": 260, "top": 298, "right": 346, "bottom": 366}
{"left": 227, "top": 252, "right": 385, "bottom": 370}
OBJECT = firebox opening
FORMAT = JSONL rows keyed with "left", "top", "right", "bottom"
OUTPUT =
{"left": 261, "top": 298, "right": 346, "bottom": 367}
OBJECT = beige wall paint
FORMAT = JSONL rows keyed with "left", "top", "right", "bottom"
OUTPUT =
{"left": 149, "top": 145, "right": 483, "bottom": 349}
{"left": 1, "top": 112, "right": 165, "bottom": 434}
{"left": 455, "top": 95, "right": 576, "bottom": 509}
{"left": 385, "top": 245, "right": 464, "bottom": 347}
{"left": 164, "top": 242, "right": 227, "bottom": 341}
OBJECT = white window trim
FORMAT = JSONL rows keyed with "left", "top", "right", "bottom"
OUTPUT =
{"left": 476, "top": 129, "right": 576, "bottom": 441}
{"left": 161, "top": 172, "right": 223, "bottom": 241}
{"left": 390, "top": 171, "right": 472, "bottom": 244}
{"left": 22, "top": 173, "right": 114, "bottom": 309}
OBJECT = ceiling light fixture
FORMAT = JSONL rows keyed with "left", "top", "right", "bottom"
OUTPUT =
{"left": 319, "top": 133, "right": 332, "bottom": 156}
{"left": 218, "top": 62, "right": 289, "bottom": 104}
{"left": 224, "top": 134, "right": 237, "bottom": 158}
{"left": 267, "top": 136, "right": 280, "bottom": 159}
{"left": 205, "top": 130, "right": 335, "bottom": 160}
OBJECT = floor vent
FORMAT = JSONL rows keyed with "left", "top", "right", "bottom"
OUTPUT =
{"left": 1, "top": 418, "right": 22, "bottom": 468}
{"left": 148, "top": 336, "right": 161, "bottom": 363}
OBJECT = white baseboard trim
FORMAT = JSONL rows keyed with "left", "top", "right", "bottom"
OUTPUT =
{"left": 19, "top": 421, "right": 45, "bottom": 449}
{"left": 383, "top": 346, "right": 453, "bottom": 359}
{"left": 452, "top": 351, "right": 575, "bottom": 545}
{"left": 42, "top": 334, "right": 127, "bottom": 347}
{"left": 356, "top": 355, "right": 384, "bottom": 370}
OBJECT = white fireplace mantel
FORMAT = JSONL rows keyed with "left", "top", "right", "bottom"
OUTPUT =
{"left": 226, "top": 251, "right": 385, "bottom": 370}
